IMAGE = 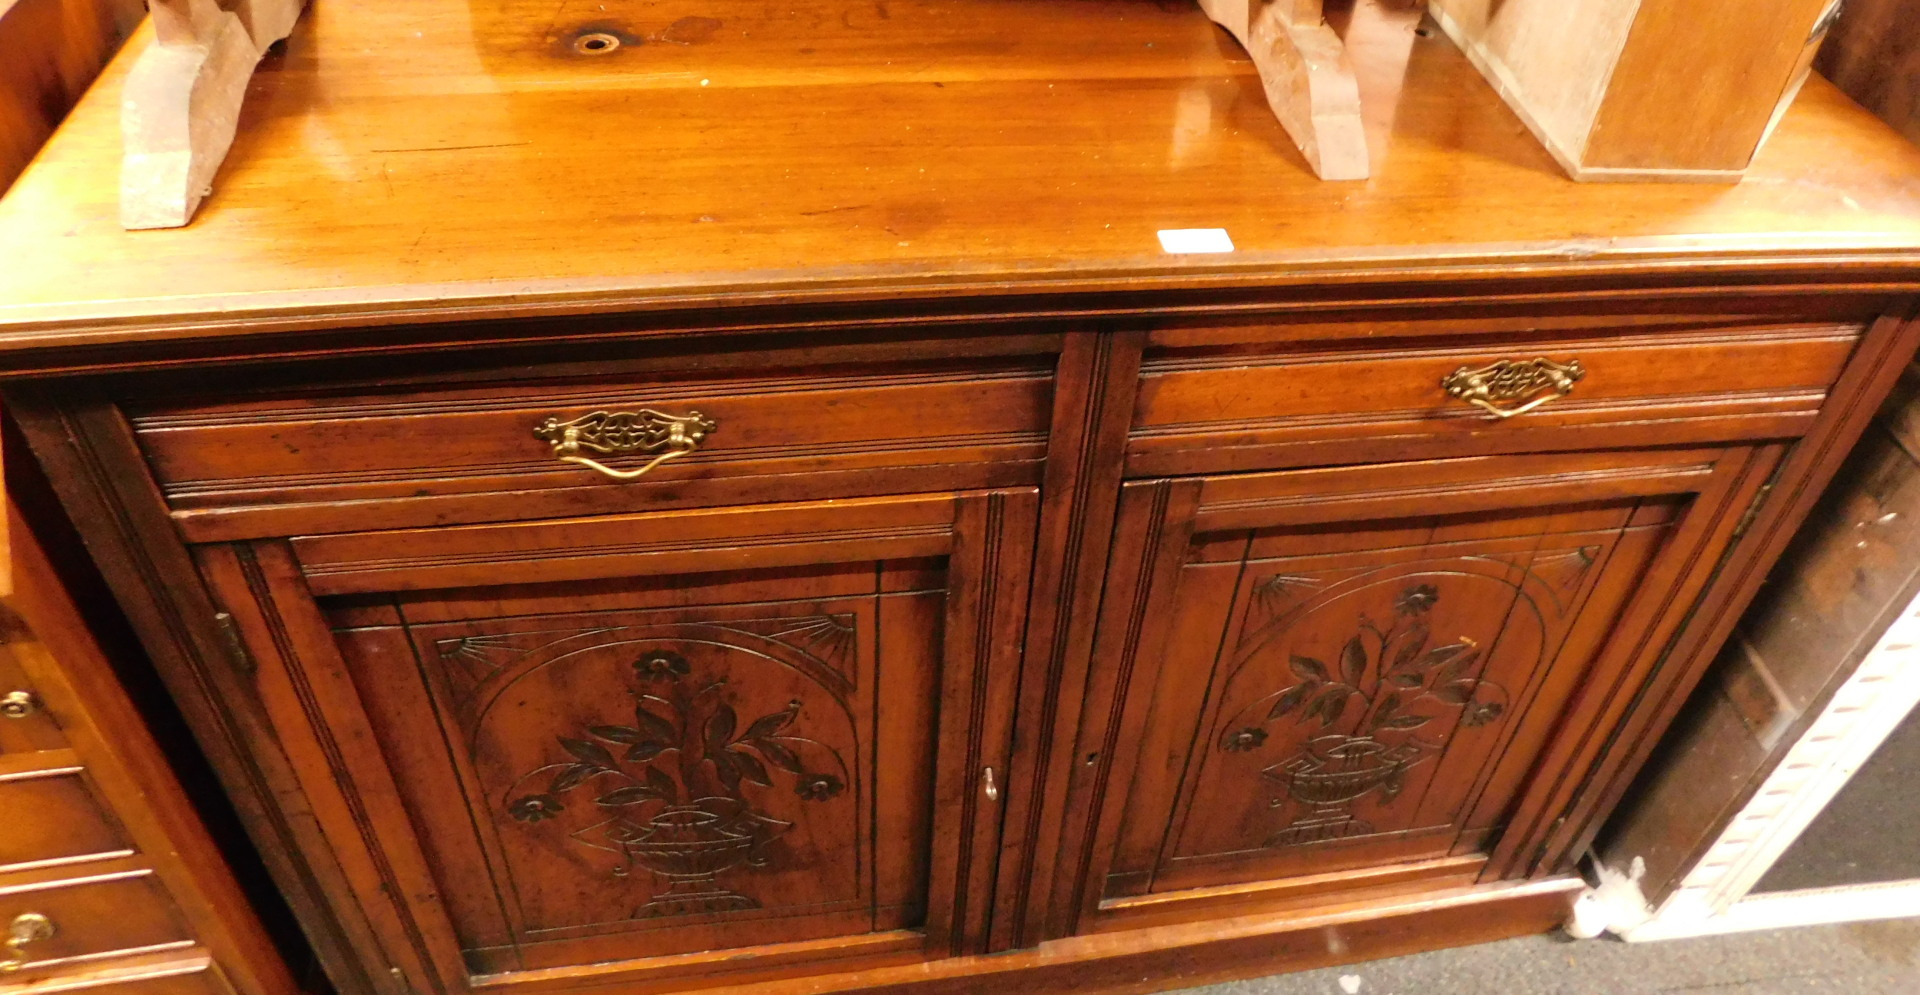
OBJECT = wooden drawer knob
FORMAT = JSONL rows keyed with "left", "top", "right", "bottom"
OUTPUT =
{"left": 533, "top": 409, "right": 717, "bottom": 481}
{"left": 1442, "top": 358, "right": 1585, "bottom": 420}
{"left": 0, "top": 913, "right": 54, "bottom": 972}
{"left": 0, "top": 691, "right": 40, "bottom": 719}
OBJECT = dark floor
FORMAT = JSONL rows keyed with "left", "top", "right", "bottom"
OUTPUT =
{"left": 1172, "top": 918, "right": 1920, "bottom": 994}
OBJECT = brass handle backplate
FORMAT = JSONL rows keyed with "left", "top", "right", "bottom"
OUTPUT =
{"left": 1, "top": 913, "right": 54, "bottom": 972}
{"left": 0, "top": 691, "right": 39, "bottom": 720}
{"left": 1442, "top": 358, "right": 1585, "bottom": 420}
{"left": 533, "top": 409, "right": 717, "bottom": 481}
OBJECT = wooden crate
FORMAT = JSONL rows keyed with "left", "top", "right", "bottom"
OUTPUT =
{"left": 1431, "top": 0, "right": 1843, "bottom": 181}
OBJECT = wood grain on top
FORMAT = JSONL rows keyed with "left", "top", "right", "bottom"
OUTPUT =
{"left": 2, "top": 0, "right": 1920, "bottom": 346}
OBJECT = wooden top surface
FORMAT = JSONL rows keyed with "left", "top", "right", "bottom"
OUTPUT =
{"left": 3, "top": 0, "right": 1920, "bottom": 355}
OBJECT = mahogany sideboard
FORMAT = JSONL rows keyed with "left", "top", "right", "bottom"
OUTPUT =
{"left": 3, "top": 1, "right": 1920, "bottom": 993}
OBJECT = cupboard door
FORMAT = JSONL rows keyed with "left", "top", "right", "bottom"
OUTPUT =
{"left": 191, "top": 491, "right": 1036, "bottom": 993}
{"left": 1070, "top": 449, "right": 1776, "bottom": 928}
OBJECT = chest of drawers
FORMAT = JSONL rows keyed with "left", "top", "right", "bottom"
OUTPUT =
{"left": 3, "top": 1, "right": 1920, "bottom": 993}
{"left": 0, "top": 468, "right": 293, "bottom": 995}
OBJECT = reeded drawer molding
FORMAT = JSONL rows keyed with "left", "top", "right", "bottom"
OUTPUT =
{"left": 129, "top": 360, "right": 1053, "bottom": 541}
{"left": 288, "top": 492, "right": 971, "bottom": 595}
{"left": 1129, "top": 321, "right": 1864, "bottom": 477}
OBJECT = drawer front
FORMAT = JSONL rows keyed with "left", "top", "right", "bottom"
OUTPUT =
{"left": 41, "top": 962, "right": 236, "bottom": 995}
{"left": 0, "top": 641, "right": 67, "bottom": 758}
{"left": 0, "top": 872, "right": 193, "bottom": 976}
{"left": 1129, "top": 318, "right": 1864, "bottom": 476}
{"left": 0, "top": 960, "right": 232, "bottom": 995}
{"left": 130, "top": 358, "right": 1053, "bottom": 540}
{"left": 0, "top": 769, "right": 132, "bottom": 873}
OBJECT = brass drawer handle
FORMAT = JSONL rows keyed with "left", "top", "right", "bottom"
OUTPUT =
{"left": 533, "top": 409, "right": 717, "bottom": 481}
{"left": 1, "top": 690, "right": 39, "bottom": 719}
{"left": 1, "top": 913, "right": 54, "bottom": 972}
{"left": 1442, "top": 358, "right": 1585, "bottom": 420}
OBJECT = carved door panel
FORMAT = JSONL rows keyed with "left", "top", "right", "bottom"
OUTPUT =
{"left": 190, "top": 491, "right": 1036, "bottom": 993}
{"left": 1072, "top": 448, "right": 1777, "bottom": 925}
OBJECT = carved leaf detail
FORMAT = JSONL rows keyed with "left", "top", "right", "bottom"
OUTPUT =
{"left": 633, "top": 705, "right": 676, "bottom": 742}
{"left": 1432, "top": 643, "right": 1481, "bottom": 684}
{"left": 589, "top": 725, "right": 644, "bottom": 743}
{"left": 730, "top": 748, "right": 774, "bottom": 787}
{"left": 752, "top": 739, "right": 806, "bottom": 774}
{"left": 1291, "top": 655, "right": 1329, "bottom": 682}
{"left": 1340, "top": 636, "right": 1367, "bottom": 686}
{"left": 596, "top": 785, "right": 660, "bottom": 807}
{"left": 1433, "top": 681, "right": 1476, "bottom": 705}
{"left": 1311, "top": 686, "right": 1349, "bottom": 726}
{"left": 705, "top": 705, "right": 738, "bottom": 749}
{"left": 743, "top": 707, "right": 795, "bottom": 741}
{"left": 1388, "top": 621, "right": 1430, "bottom": 674}
{"left": 550, "top": 764, "right": 594, "bottom": 793}
{"left": 561, "top": 737, "right": 615, "bottom": 768}
{"left": 711, "top": 748, "right": 742, "bottom": 793}
{"left": 1268, "top": 683, "right": 1313, "bottom": 720}
{"left": 624, "top": 741, "right": 668, "bottom": 762}
{"left": 644, "top": 765, "right": 678, "bottom": 802}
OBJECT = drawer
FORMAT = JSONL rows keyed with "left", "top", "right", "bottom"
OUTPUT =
{"left": 0, "top": 638, "right": 67, "bottom": 758}
{"left": 129, "top": 357, "right": 1054, "bottom": 541}
{"left": 1128, "top": 317, "right": 1865, "bottom": 477}
{"left": 0, "top": 871, "right": 193, "bottom": 977}
{"left": 20, "top": 959, "right": 235, "bottom": 995}
{"left": 0, "top": 769, "right": 132, "bottom": 874}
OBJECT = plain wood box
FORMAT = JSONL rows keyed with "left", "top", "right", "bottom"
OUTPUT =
{"left": 1431, "top": 0, "right": 1842, "bottom": 181}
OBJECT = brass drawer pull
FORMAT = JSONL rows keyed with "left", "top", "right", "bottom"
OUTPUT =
{"left": 0, "top": 913, "right": 54, "bottom": 972}
{"left": 1442, "top": 357, "right": 1585, "bottom": 420}
{"left": 533, "top": 409, "right": 717, "bottom": 481}
{"left": 0, "top": 690, "right": 39, "bottom": 719}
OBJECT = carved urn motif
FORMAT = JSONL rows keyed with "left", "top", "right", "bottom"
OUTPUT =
{"left": 504, "top": 647, "right": 849, "bottom": 919}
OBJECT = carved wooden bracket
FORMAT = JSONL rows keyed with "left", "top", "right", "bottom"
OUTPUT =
{"left": 1197, "top": 0, "right": 1369, "bottom": 180}
{"left": 120, "top": 0, "right": 308, "bottom": 229}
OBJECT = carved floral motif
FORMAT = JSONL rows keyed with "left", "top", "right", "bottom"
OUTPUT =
{"left": 1223, "top": 582, "right": 1509, "bottom": 847}
{"left": 504, "top": 648, "right": 849, "bottom": 919}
